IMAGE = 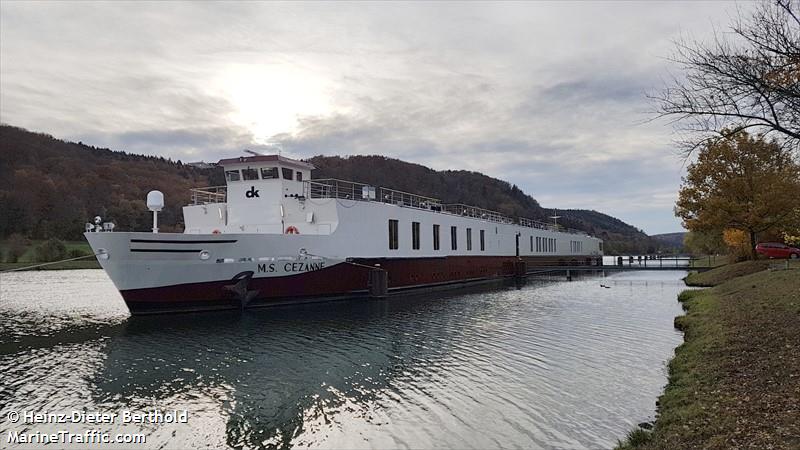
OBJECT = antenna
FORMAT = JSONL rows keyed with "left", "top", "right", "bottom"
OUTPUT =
{"left": 244, "top": 149, "right": 264, "bottom": 156}
{"left": 549, "top": 210, "right": 561, "bottom": 229}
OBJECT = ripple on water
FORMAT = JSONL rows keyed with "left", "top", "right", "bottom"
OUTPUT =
{"left": 0, "top": 269, "right": 686, "bottom": 449}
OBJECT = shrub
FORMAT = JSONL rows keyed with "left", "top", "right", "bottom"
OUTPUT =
{"left": 4, "top": 233, "right": 30, "bottom": 263}
{"left": 34, "top": 238, "right": 68, "bottom": 262}
{"left": 67, "top": 248, "right": 89, "bottom": 259}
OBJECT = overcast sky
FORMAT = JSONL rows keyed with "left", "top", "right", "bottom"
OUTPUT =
{"left": 1, "top": 1, "right": 746, "bottom": 234}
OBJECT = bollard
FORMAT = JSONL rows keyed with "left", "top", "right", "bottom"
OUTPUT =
{"left": 368, "top": 268, "right": 388, "bottom": 298}
{"left": 513, "top": 260, "right": 527, "bottom": 280}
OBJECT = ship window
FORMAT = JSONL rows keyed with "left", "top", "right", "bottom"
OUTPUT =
{"left": 480, "top": 230, "right": 485, "bottom": 251}
{"left": 242, "top": 168, "right": 259, "bottom": 181}
{"left": 296, "top": 171, "right": 303, "bottom": 182}
{"left": 451, "top": 226, "right": 457, "bottom": 251}
{"left": 412, "top": 222, "right": 420, "bottom": 250}
{"left": 466, "top": 228, "right": 472, "bottom": 251}
{"left": 433, "top": 224, "right": 440, "bottom": 250}
{"left": 389, "top": 220, "right": 399, "bottom": 250}
{"left": 536, "top": 237, "right": 540, "bottom": 252}
{"left": 282, "top": 168, "right": 294, "bottom": 180}
{"left": 225, "top": 170, "right": 241, "bottom": 182}
{"left": 530, "top": 236, "right": 534, "bottom": 252}
{"left": 261, "top": 167, "right": 279, "bottom": 179}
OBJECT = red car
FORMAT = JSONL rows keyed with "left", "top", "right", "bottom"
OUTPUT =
{"left": 755, "top": 242, "right": 800, "bottom": 259}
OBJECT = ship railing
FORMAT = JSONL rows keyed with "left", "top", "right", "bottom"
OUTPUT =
{"left": 441, "top": 204, "right": 516, "bottom": 224}
{"left": 302, "top": 179, "right": 589, "bottom": 236}
{"left": 305, "top": 179, "right": 442, "bottom": 210}
{"left": 517, "top": 217, "right": 588, "bottom": 235}
{"left": 377, "top": 187, "right": 441, "bottom": 210}
{"left": 191, "top": 186, "right": 227, "bottom": 205}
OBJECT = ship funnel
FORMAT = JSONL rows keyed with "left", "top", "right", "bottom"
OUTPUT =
{"left": 147, "top": 190, "right": 164, "bottom": 233}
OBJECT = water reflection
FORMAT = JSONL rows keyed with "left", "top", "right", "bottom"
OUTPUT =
{"left": 95, "top": 292, "right": 505, "bottom": 448}
{"left": 1, "top": 270, "right": 687, "bottom": 449}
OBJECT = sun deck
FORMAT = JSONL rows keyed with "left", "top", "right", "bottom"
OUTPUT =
{"left": 190, "top": 178, "right": 587, "bottom": 236}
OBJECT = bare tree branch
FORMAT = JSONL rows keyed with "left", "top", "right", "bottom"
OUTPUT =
{"left": 652, "top": 1, "right": 800, "bottom": 155}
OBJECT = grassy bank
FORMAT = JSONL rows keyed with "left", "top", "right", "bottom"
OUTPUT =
{"left": 619, "top": 261, "right": 800, "bottom": 449}
{"left": 688, "top": 254, "right": 730, "bottom": 269}
{"left": 0, "top": 260, "right": 100, "bottom": 271}
{"left": 0, "top": 239, "right": 93, "bottom": 263}
{"left": 0, "top": 239, "right": 100, "bottom": 271}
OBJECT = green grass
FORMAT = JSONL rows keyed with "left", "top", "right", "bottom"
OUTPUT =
{"left": 688, "top": 254, "right": 730, "bottom": 268}
{"left": 0, "top": 260, "right": 100, "bottom": 271}
{"left": 685, "top": 259, "right": 800, "bottom": 286}
{"left": 0, "top": 239, "right": 97, "bottom": 270}
{"left": 619, "top": 263, "right": 800, "bottom": 449}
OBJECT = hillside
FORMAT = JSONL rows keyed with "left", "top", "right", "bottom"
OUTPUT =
{"left": 1, "top": 125, "right": 657, "bottom": 252}
{"left": 0, "top": 125, "right": 210, "bottom": 239}
{"left": 651, "top": 232, "right": 686, "bottom": 251}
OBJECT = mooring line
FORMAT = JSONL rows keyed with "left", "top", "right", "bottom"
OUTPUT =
{"left": 0, "top": 253, "right": 101, "bottom": 273}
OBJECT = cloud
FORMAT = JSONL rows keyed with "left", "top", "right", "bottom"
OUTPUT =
{"left": 0, "top": 1, "right": 745, "bottom": 234}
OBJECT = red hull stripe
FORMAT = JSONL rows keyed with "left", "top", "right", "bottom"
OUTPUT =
{"left": 120, "top": 255, "right": 601, "bottom": 314}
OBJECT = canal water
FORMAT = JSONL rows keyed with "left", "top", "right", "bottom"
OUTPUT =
{"left": 0, "top": 269, "right": 686, "bottom": 449}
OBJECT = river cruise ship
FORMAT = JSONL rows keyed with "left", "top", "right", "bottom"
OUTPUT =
{"left": 85, "top": 155, "right": 603, "bottom": 314}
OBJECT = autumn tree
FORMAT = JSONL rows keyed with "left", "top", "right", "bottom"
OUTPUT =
{"left": 683, "top": 230, "right": 725, "bottom": 256}
{"left": 675, "top": 131, "right": 800, "bottom": 259}
{"left": 653, "top": 0, "right": 800, "bottom": 153}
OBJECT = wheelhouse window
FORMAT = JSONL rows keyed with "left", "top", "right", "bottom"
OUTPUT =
{"left": 296, "top": 171, "right": 303, "bottom": 182}
{"left": 282, "top": 168, "right": 294, "bottom": 180}
{"left": 242, "top": 168, "right": 259, "bottom": 181}
{"left": 450, "top": 226, "right": 458, "bottom": 251}
{"left": 433, "top": 224, "right": 440, "bottom": 250}
{"left": 480, "top": 230, "right": 485, "bottom": 251}
{"left": 412, "top": 222, "right": 420, "bottom": 250}
{"left": 225, "top": 170, "right": 241, "bottom": 182}
{"left": 261, "top": 167, "right": 279, "bottom": 179}
{"left": 466, "top": 228, "right": 472, "bottom": 251}
{"left": 389, "top": 220, "right": 399, "bottom": 250}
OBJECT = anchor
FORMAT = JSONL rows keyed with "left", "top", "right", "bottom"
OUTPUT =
{"left": 223, "top": 271, "right": 260, "bottom": 309}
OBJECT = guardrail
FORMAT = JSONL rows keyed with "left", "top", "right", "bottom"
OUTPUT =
{"left": 191, "top": 186, "right": 227, "bottom": 205}
{"left": 189, "top": 179, "right": 588, "bottom": 236}
{"left": 442, "top": 204, "right": 515, "bottom": 224}
{"left": 306, "top": 179, "right": 442, "bottom": 210}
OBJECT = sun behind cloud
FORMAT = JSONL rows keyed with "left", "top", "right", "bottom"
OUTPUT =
{"left": 217, "top": 63, "right": 334, "bottom": 143}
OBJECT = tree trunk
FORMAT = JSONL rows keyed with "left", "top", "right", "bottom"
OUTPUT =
{"left": 749, "top": 230, "right": 757, "bottom": 260}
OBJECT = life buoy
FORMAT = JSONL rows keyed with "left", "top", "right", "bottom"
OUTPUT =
{"left": 285, "top": 226, "right": 299, "bottom": 234}
{"left": 212, "top": 229, "right": 221, "bottom": 234}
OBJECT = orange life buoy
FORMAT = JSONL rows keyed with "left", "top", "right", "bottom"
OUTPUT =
{"left": 212, "top": 229, "right": 221, "bottom": 234}
{"left": 285, "top": 226, "right": 299, "bottom": 234}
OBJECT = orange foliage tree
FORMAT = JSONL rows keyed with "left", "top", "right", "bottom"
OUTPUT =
{"left": 675, "top": 132, "right": 800, "bottom": 260}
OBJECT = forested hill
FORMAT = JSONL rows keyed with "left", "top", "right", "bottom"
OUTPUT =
{"left": 1, "top": 125, "right": 658, "bottom": 253}
{"left": 0, "top": 125, "right": 209, "bottom": 238}
{"left": 310, "top": 155, "right": 655, "bottom": 253}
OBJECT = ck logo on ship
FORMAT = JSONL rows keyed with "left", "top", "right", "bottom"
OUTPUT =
{"left": 245, "top": 186, "right": 260, "bottom": 198}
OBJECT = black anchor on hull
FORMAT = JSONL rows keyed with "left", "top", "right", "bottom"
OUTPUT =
{"left": 223, "top": 271, "right": 260, "bottom": 309}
